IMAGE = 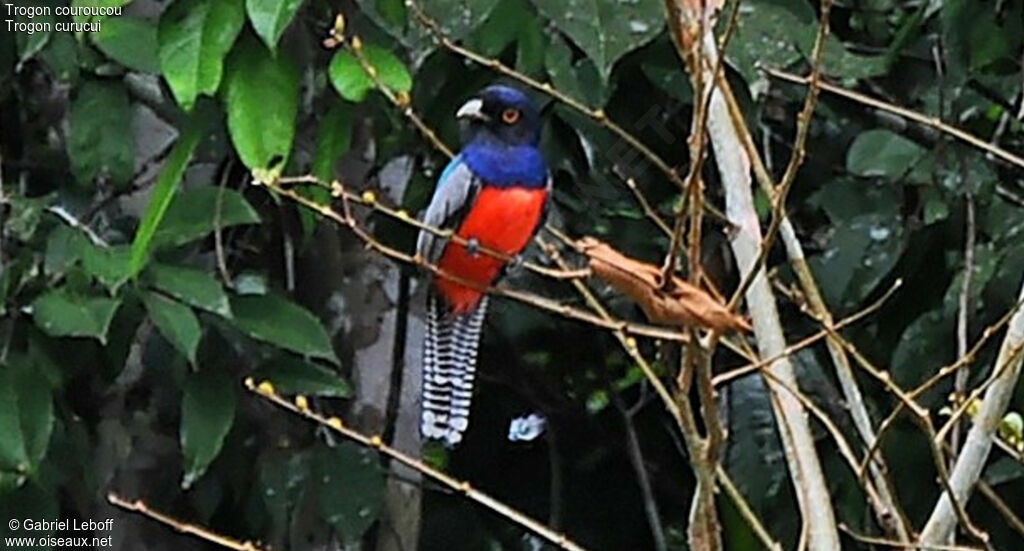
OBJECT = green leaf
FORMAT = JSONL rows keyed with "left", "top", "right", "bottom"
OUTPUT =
{"left": 180, "top": 370, "right": 235, "bottom": 488}
{"left": 40, "top": 31, "right": 79, "bottom": 83}
{"left": 545, "top": 34, "right": 587, "bottom": 107}
{"left": 246, "top": 0, "right": 303, "bottom": 51}
{"left": 71, "top": 0, "right": 134, "bottom": 24}
{"left": 224, "top": 35, "right": 300, "bottom": 169}
{"left": 253, "top": 357, "right": 352, "bottom": 398}
{"left": 92, "top": 16, "right": 160, "bottom": 73}
{"left": 516, "top": 21, "right": 545, "bottom": 76}
{"left": 0, "top": 359, "right": 54, "bottom": 474}
{"left": 723, "top": 374, "right": 785, "bottom": 519}
{"left": 984, "top": 457, "right": 1024, "bottom": 487}
{"left": 376, "top": 0, "right": 406, "bottom": 29}
{"left": 82, "top": 243, "right": 132, "bottom": 292}
{"left": 144, "top": 292, "right": 201, "bottom": 363}
{"left": 258, "top": 451, "right": 311, "bottom": 533}
{"left": 809, "top": 180, "right": 904, "bottom": 307}
{"left": 727, "top": 0, "right": 888, "bottom": 87}
{"left": 313, "top": 443, "right": 385, "bottom": 543}
{"left": 329, "top": 45, "right": 412, "bottom": 103}
{"left": 305, "top": 103, "right": 354, "bottom": 235}
{"left": 31, "top": 291, "right": 122, "bottom": 343}
{"left": 67, "top": 80, "right": 134, "bottom": 187}
{"left": 9, "top": 194, "right": 53, "bottom": 241}
{"left": 158, "top": 0, "right": 244, "bottom": 111}
{"left": 640, "top": 42, "right": 693, "bottom": 103}
{"left": 15, "top": 13, "right": 54, "bottom": 64}
{"left": 846, "top": 129, "right": 927, "bottom": 179}
{"left": 233, "top": 272, "right": 268, "bottom": 295}
{"left": 532, "top": 0, "right": 663, "bottom": 82}
{"left": 230, "top": 294, "right": 337, "bottom": 363}
{"left": 146, "top": 263, "right": 231, "bottom": 317}
{"left": 129, "top": 117, "right": 203, "bottom": 276}
{"left": 151, "top": 187, "right": 261, "bottom": 249}
{"left": 313, "top": 103, "right": 354, "bottom": 182}
{"left": 892, "top": 308, "right": 954, "bottom": 389}
{"left": 468, "top": 0, "right": 525, "bottom": 57}
{"left": 0, "top": 373, "right": 27, "bottom": 472}
{"left": 377, "top": 0, "right": 501, "bottom": 62}
{"left": 44, "top": 225, "right": 88, "bottom": 276}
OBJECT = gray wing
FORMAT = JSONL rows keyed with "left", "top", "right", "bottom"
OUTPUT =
{"left": 416, "top": 156, "right": 481, "bottom": 264}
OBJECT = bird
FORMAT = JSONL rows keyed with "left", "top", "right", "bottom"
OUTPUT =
{"left": 416, "top": 85, "right": 550, "bottom": 447}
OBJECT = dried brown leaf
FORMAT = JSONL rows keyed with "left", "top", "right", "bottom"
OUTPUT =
{"left": 577, "top": 238, "right": 751, "bottom": 333}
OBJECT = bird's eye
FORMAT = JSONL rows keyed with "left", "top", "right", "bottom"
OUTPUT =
{"left": 501, "top": 108, "right": 521, "bottom": 124}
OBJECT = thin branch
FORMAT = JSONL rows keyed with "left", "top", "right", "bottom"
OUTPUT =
{"left": 259, "top": 174, "right": 704, "bottom": 343}
{"left": 727, "top": 0, "right": 832, "bottom": 311}
{"left": 712, "top": 279, "right": 900, "bottom": 386}
{"left": 214, "top": 159, "right": 234, "bottom": 288}
{"left": 108, "top": 493, "right": 271, "bottom": 551}
{"left": 697, "top": 16, "right": 841, "bottom": 550}
{"left": 952, "top": 193, "right": 975, "bottom": 458}
{"left": 660, "top": 0, "right": 741, "bottom": 288}
{"left": 612, "top": 390, "right": 668, "bottom": 551}
{"left": 715, "top": 466, "right": 783, "bottom": 551}
{"left": 710, "top": 16, "right": 912, "bottom": 541}
{"left": 820, "top": 325, "right": 993, "bottom": 548}
{"left": 859, "top": 297, "right": 1024, "bottom": 480}
{"left": 613, "top": 166, "right": 673, "bottom": 238}
{"left": 46, "top": 205, "right": 107, "bottom": 247}
{"left": 540, "top": 234, "right": 721, "bottom": 551}
{"left": 976, "top": 479, "right": 1024, "bottom": 543}
{"left": 764, "top": 67, "right": 1024, "bottom": 171}
{"left": 839, "top": 524, "right": 982, "bottom": 551}
{"left": 275, "top": 174, "right": 587, "bottom": 281}
{"left": 921, "top": 272, "right": 1024, "bottom": 545}
{"left": 245, "top": 379, "right": 593, "bottom": 551}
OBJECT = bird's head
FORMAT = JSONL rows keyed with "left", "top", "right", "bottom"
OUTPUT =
{"left": 456, "top": 85, "right": 541, "bottom": 148}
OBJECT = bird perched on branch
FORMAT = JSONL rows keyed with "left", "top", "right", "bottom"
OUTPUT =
{"left": 416, "top": 85, "right": 549, "bottom": 447}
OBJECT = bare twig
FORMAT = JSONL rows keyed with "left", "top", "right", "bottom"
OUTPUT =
{"left": 727, "top": 0, "right": 833, "bottom": 311}
{"left": 214, "top": 159, "right": 234, "bottom": 288}
{"left": 698, "top": 16, "right": 841, "bottom": 550}
{"left": 108, "top": 493, "right": 271, "bottom": 551}
{"left": 612, "top": 391, "right": 668, "bottom": 551}
{"left": 821, "top": 326, "right": 993, "bottom": 548}
{"left": 245, "top": 379, "right": 593, "bottom": 551}
{"left": 614, "top": 166, "right": 673, "bottom": 238}
{"left": 921, "top": 274, "right": 1024, "bottom": 544}
{"left": 976, "top": 479, "right": 1024, "bottom": 543}
{"left": 715, "top": 466, "right": 783, "bottom": 551}
{"left": 46, "top": 205, "right": 107, "bottom": 247}
{"left": 764, "top": 68, "right": 1024, "bottom": 171}
{"left": 712, "top": 21, "right": 912, "bottom": 542}
{"left": 541, "top": 234, "right": 722, "bottom": 551}
{"left": 839, "top": 524, "right": 982, "bottom": 551}
{"left": 952, "top": 193, "right": 976, "bottom": 458}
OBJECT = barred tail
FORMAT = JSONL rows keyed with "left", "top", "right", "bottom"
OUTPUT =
{"left": 422, "top": 292, "right": 488, "bottom": 447}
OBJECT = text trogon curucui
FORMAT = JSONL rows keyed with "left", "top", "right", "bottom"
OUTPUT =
{"left": 416, "top": 85, "right": 550, "bottom": 447}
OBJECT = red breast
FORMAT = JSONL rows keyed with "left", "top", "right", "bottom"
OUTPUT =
{"left": 435, "top": 186, "right": 548, "bottom": 313}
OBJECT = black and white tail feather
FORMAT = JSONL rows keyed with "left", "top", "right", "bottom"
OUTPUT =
{"left": 421, "top": 292, "right": 488, "bottom": 447}
{"left": 416, "top": 159, "right": 483, "bottom": 447}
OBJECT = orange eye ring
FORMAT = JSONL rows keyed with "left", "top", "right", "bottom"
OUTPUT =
{"left": 501, "top": 108, "right": 521, "bottom": 124}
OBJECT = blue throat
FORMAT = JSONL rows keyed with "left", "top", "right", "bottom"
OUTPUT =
{"left": 461, "top": 140, "right": 547, "bottom": 188}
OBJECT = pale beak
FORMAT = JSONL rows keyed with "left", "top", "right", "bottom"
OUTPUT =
{"left": 456, "top": 98, "right": 488, "bottom": 121}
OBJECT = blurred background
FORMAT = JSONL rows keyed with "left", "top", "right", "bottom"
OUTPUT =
{"left": 1, "top": 0, "right": 1023, "bottom": 549}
